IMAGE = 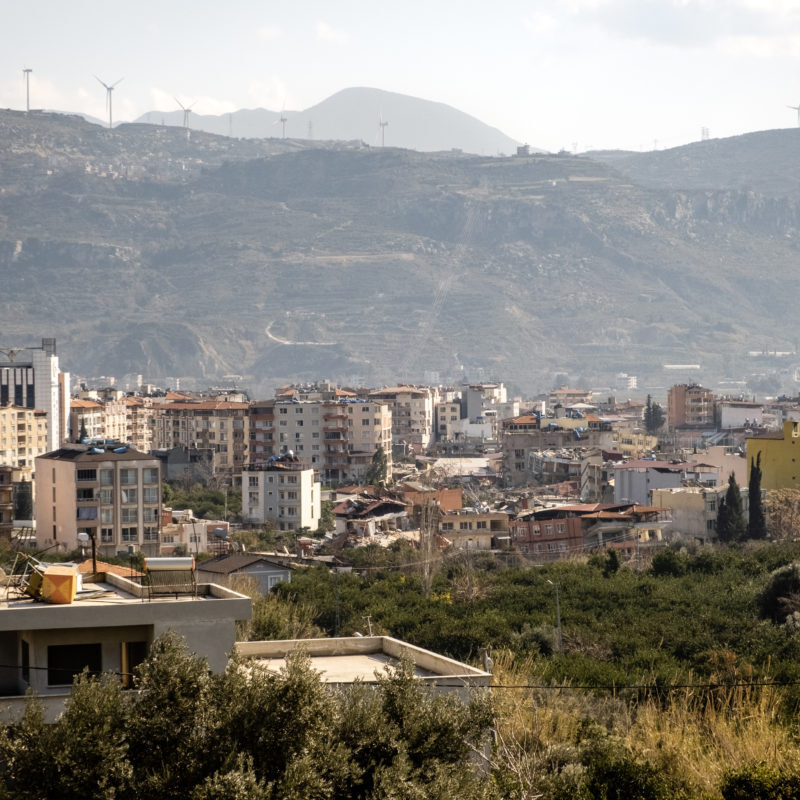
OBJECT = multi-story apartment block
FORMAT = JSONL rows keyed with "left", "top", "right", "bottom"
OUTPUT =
{"left": 150, "top": 400, "right": 249, "bottom": 486}
{"left": 435, "top": 400, "right": 463, "bottom": 442}
{"left": 0, "top": 338, "right": 70, "bottom": 450}
{"left": 249, "top": 398, "right": 392, "bottom": 485}
{"left": 667, "top": 384, "right": 715, "bottom": 429}
{"left": 0, "top": 405, "right": 48, "bottom": 469}
{"left": 242, "top": 455, "right": 321, "bottom": 531}
{"left": 125, "top": 396, "right": 154, "bottom": 453}
{"left": 70, "top": 393, "right": 129, "bottom": 444}
{"left": 368, "top": 386, "right": 437, "bottom": 452}
{"left": 34, "top": 443, "right": 162, "bottom": 557}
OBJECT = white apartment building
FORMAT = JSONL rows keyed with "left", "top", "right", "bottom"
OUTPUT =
{"left": 35, "top": 443, "right": 162, "bottom": 557}
{"left": 0, "top": 338, "right": 70, "bottom": 450}
{"left": 242, "top": 456, "right": 321, "bottom": 531}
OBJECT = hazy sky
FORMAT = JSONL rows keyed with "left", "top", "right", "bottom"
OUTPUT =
{"left": 3, "top": 0, "right": 800, "bottom": 152}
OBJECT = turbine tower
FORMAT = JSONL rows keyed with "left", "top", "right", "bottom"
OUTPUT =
{"left": 95, "top": 76, "right": 123, "bottom": 128}
{"left": 22, "top": 68, "right": 32, "bottom": 112}
{"left": 174, "top": 97, "right": 196, "bottom": 128}
{"left": 378, "top": 111, "right": 388, "bottom": 147}
{"left": 788, "top": 103, "right": 800, "bottom": 127}
{"left": 280, "top": 112, "right": 287, "bottom": 138}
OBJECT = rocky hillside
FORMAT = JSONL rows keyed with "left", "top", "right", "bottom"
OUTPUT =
{"left": 1, "top": 109, "right": 799, "bottom": 394}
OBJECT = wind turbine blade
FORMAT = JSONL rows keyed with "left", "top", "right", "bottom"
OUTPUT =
{"left": 174, "top": 96, "right": 186, "bottom": 110}
{"left": 95, "top": 75, "right": 110, "bottom": 90}
{"left": 112, "top": 77, "right": 124, "bottom": 88}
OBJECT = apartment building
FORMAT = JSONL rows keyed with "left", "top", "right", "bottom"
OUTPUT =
{"left": 435, "top": 400, "right": 463, "bottom": 442}
{"left": 34, "top": 443, "right": 162, "bottom": 557}
{"left": 0, "top": 405, "right": 48, "bottom": 469}
{"left": 242, "top": 455, "right": 321, "bottom": 531}
{"left": 249, "top": 398, "right": 392, "bottom": 485}
{"left": 125, "top": 396, "right": 154, "bottom": 453}
{"left": 150, "top": 400, "right": 249, "bottom": 486}
{"left": 368, "top": 386, "right": 437, "bottom": 452}
{"left": 667, "top": 384, "right": 715, "bottom": 430}
{"left": 438, "top": 508, "right": 509, "bottom": 550}
{"left": 0, "top": 338, "right": 70, "bottom": 450}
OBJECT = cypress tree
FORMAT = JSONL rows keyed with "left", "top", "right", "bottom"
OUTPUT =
{"left": 748, "top": 451, "right": 767, "bottom": 540}
{"left": 718, "top": 472, "right": 746, "bottom": 542}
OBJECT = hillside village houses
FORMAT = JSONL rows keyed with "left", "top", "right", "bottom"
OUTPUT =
{"left": 6, "top": 348, "right": 800, "bottom": 560}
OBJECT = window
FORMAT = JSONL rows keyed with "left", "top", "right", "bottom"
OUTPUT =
{"left": 532, "top": 525, "right": 541, "bottom": 536}
{"left": 100, "top": 469, "right": 114, "bottom": 485}
{"left": 121, "top": 488, "right": 137, "bottom": 505}
{"left": 76, "top": 488, "right": 94, "bottom": 501}
{"left": 143, "top": 526, "right": 159, "bottom": 541}
{"left": 557, "top": 523, "right": 565, "bottom": 534}
{"left": 121, "top": 641, "right": 148, "bottom": 689}
{"left": 312, "top": 432, "right": 320, "bottom": 439}
{"left": 76, "top": 469, "right": 97, "bottom": 482}
{"left": 121, "top": 527, "right": 138, "bottom": 542}
{"left": 77, "top": 507, "right": 97, "bottom": 520}
{"left": 248, "top": 476, "right": 258, "bottom": 487}
{"left": 142, "top": 487, "right": 158, "bottom": 504}
{"left": 142, "top": 468, "right": 158, "bottom": 484}
{"left": 142, "top": 507, "right": 159, "bottom": 523}
{"left": 279, "top": 407, "right": 287, "bottom": 414}
{"left": 48, "top": 643, "right": 101, "bottom": 686}
{"left": 99, "top": 488, "right": 113, "bottom": 505}
{"left": 459, "top": 521, "right": 472, "bottom": 530}
{"left": 514, "top": 449, "right": 525, "bottom": 458}
{"left": 121, "top": 508, "right": 138, "bottom": 523}
{"left": 101, "top": 528, "right": 113, "bottom": 543}
{"left": 249, "top": 491, "right": 259, "bottom": 504}
{"left": 100, "top": 507, "right": 114, "bottom": 524}
{"left": 362, "top": 419, "right": 370, "bottom": 426}
{"left": 120, "top": 469, "right": 137, "bottom": 485}
{"left": 545, "top": 525, "right": 553, "bottom": 536}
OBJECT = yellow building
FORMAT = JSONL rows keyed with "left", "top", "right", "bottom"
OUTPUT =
{"left": 613, "top": 428, "right": 659, "bottom": 459}
{"left": 746, "top": 421, "right": 800, "bottom": 491}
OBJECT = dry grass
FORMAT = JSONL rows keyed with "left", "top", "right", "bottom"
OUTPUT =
{"left": 490, "top": 649, "right": 800, "bottom": 798}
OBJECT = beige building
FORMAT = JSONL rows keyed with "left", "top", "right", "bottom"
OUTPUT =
{"left": 242, "top": 456, "right": 321, "bottom": 532}
{"left": 125, "top": 396, "right": 154, "bottom": 453}
{"left": 369, "top": 386, "right": 437, "bottom": 451}
{"left": 35, "top": 443, "right": 162, "bottom": 557}
{"left": 0, "top": 405, "right": 48, "bottom": 470}
{"left": 439, "top": 508, "right": 510, "bottom": 549}
{"left": 435, "top": 400, "right": 463, "bottom": 442}
{"left": 250, "top": 398, "right": 392, "bottom": 485}
{"left": 150, "top": 400, "right": 249, "bottom": 485}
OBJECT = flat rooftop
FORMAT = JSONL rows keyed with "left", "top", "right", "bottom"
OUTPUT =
{"left": 235, "top": 636, "right": 491, "bottom": 686}
{"left": 0, "top": 571, "right": 251, "bottom": 631}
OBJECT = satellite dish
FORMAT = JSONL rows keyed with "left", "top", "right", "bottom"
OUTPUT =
{"left": 77, "top": 532, "right": 91, "bottom": 544}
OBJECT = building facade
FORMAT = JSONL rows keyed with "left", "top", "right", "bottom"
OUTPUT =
{"left": 35, "top": 444, "right": 162, "bottom": 557}
{"left": 667, "top": 384, "right": 715, "bottom": 430}
{"left": 0, "top": 338, "right": 70, "bottom": 450}
{"left": 242, "top": 457, "right": 321, "bottom": 531}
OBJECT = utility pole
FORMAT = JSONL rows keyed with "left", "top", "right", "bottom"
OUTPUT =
{"left": 547, "top": 579, "right": 562, "bottom": 654}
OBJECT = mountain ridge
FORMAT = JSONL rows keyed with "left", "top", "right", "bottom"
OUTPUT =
{"left": 2, "top": 109, "right": 799, "bottom": 394}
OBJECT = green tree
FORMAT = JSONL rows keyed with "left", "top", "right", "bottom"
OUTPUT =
{"left": 365, "top": 445, "right": 389, "bottom": 486}
{"left": 644, "top": 395, "right": 665, "bottom": 435}
{"left": 749, "top": 452, "right": 767, "bottom": 540}
{"left": 717, "top": 473, "right": 746, "bottom": 543}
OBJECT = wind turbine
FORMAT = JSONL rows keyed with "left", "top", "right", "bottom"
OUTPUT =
{"left": 272, "top": 103, "right": 288, "bottom": 138}
{"left": 95, "top": 76, "right": 123, "bottom": 128}
{"left": 378, "top": 111, "right": 388, "bottom": 147}
{"left": 174, "top": 97, "right": 196, "bottom": 128}
{"left": 22, "top": 68, "right": 32, "bottom": 112}
{"left": 788, "top": 103, "right": 800, "bottom": 127}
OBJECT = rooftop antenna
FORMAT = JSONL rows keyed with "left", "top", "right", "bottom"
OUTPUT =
{"left": 95, "top": 76, "right": 123, "bottom": 128}
{"left": 787, "top": 103, "right": 800, "bottom": 127}
{"left": 174, "top": 97, "right": 196, "bottom": 128}
{"left": 22, "top": 68, "right": 32, "bottom": 112}
{"left": 378, "top": 111, "right": 388, "bottom": 147}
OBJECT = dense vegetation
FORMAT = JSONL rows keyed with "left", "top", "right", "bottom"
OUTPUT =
{"left": 276, "top": 543, "right": 800, "bottom": 696}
